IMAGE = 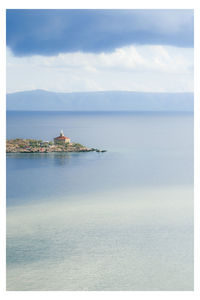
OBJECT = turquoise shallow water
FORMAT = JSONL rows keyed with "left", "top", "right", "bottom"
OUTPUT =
{"left": 6, "top": 111, "right": 193, "bottom": 290}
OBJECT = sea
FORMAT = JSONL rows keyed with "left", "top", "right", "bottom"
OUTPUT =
{"left": 6, "top": 111, "right": 194, "bottom": 291}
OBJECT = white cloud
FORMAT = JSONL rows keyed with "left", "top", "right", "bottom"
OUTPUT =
{"left": 6, "top": 45, "right": 193, "bottom": 94}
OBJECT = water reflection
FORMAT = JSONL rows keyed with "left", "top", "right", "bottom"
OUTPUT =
{"left": 7, "top": 152, "right": 73, "bottom": 163}
{"left": 53, "top": 153, "right": 72, "bottom": 166}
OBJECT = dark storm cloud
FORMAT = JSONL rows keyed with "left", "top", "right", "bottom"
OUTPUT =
{"left": 6, "top": 9, "right": 194, "bottom": 56}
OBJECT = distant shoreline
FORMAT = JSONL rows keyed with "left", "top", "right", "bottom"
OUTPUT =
{"left": 6, "top": 90, "right": 194, "bottom": 112}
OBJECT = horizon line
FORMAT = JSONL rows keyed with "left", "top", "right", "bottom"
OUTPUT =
{"left": 6, "top": 89, "right": 194, "bottom": 95}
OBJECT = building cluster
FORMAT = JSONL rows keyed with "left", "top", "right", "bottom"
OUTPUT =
{"left": 40, "top": 130, "right": 71, "bottom": 147}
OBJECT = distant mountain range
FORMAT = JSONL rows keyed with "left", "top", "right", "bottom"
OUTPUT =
{"left": 6, "top": 90, "right": 194, "bottom": 111}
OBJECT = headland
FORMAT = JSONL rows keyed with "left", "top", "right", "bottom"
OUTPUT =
{"left": 6, "top": 130, "right": 106, "bottom": 154}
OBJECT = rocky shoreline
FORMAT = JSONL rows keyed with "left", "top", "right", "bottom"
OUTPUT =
{"left": 6, "top": 139, "right": 106, "bottom": 154}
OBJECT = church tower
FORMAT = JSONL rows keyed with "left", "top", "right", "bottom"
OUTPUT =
{"left": 60, "top": 129, "right": 64, "bottom": 137}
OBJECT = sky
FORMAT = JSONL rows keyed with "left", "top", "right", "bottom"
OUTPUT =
{"left": 6, "top": 9, "right": 194, "bottom": 94}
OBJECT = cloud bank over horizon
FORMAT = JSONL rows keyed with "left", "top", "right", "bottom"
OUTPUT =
{"left": 6, "top": 10, "right": 194, "bottom": 94}
{"left": 7, "top": 45, "right": 193, "bottom": 94}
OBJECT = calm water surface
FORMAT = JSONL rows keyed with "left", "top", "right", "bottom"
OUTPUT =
{"left": 6, "top": 111, "right": 193, "bottom": 290}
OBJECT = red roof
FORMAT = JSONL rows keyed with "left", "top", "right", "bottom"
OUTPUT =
{"left": 54, "top": 136, "right": 70, "bottom": 140}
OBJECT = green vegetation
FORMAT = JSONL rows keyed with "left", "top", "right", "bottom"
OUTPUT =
{"left": 73, "top": 143, "right": 84, "bottom": 148}
{"left": 29, "top": 139, "right": 40, "bottom": 147}
{"left": 55, "top": 141, "right": 65, "bottom": 145}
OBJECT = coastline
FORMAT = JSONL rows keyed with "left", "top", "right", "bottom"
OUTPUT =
{"left": 6, "top": 149, "right": 106, "bottom": 154}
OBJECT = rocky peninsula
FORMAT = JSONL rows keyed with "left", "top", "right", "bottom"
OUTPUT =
{"left": 6, "top": 138, "right": 106, "bottom": 154}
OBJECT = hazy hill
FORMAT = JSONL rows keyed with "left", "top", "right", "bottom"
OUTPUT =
{"left": 6, "top": 90, "right": 194, "bottom": 111}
